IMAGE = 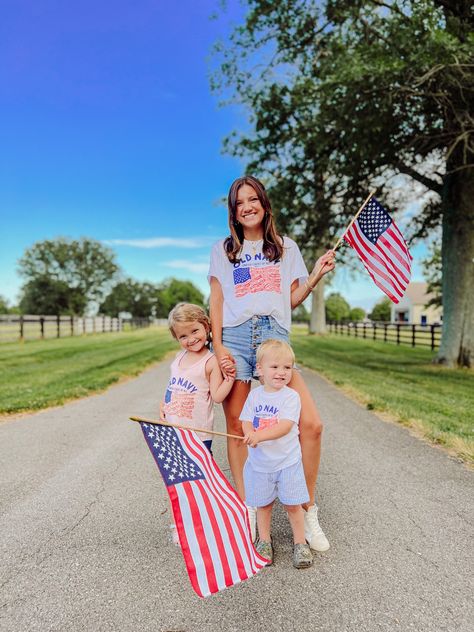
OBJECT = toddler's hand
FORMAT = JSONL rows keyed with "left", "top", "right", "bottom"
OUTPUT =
{"left": 244, "top": 431, "right": 259, "bottom": 448}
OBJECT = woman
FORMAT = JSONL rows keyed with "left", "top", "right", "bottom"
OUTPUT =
{"left": 208, "top": 175, "right": 335, "bottom": 550}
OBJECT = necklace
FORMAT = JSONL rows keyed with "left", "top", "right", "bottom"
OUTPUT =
{"left": 246, "top": 238, "right": 263, "bottom": 255}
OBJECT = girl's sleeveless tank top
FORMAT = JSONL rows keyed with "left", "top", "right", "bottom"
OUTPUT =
{"left": 163, "top": 349, "right": 214, "bottom": 441}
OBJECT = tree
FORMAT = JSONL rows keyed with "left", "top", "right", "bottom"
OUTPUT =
{"left": 369, "top": 297, "right": 392, "bottom": 322}
{"left": 19, "top": 278, "right": 87, "bottom": 315}
{"left": 213, "top": 0, "right": 473, "bottom": 367}
{"left": 18, "top": 238, "right": 119, "bottom": 315}
{"left": 100, "top": 279, "right": 156, "bottom": 318}
{"left": 0, "top": 295, "right": 10, "bottom": 314}
{"left": 350, "top": 307, "right": 365, "bottom": 322}
{"left": 422, "top": 243, "right": 442, "bottom": 308}
{"left": 293, "top": 303, "right": 310, "bottom": 323}
{"left": 154, "top": 278, "right": 205, "bottom": 318}
{"left": 325, "top": 292, "right": 351, "bottom": 322}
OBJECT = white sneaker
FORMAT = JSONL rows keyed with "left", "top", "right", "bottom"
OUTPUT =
{"left": 169, "top": 524, "right": 180, "bottom": 547}
{"left": 304, "top": 505, "right": 330, "bottom": 552}
{"left": 245, "top": 505, "right": 257, "bottom": 542}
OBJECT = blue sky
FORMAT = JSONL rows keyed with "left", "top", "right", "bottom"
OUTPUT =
{"left": 0, "top": 0, "right": 427, "bottom": 312}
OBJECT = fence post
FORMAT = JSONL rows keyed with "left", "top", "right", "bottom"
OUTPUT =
{"left": 384, "top": 323, "right": 387, "bottom": 342}
{"left": 82, "top": 317, "right": 86, "bottom": 335}
{"left": 431, "top": 325, "right": 435, "bottom": 351}
{"left": 70, "top": 315, "right": 74, "bottom": 336}
{"left": 102, "top": 315, "right": 106, "bottom": 332}
{"left": 57, "top": 314, "right": 60, "bottom": 338}
{"left": 373, "top": 323, "right": 376, "bottom": 341}
{"left": 412, "top": 324, "right": 416, "bottom": 347}
{"left": 396, "top": 323, "right": 400, "bottom": 345}
{"left": 40, "top": 317, "right": 45, "bottom": 339}
{"left": 354, "top": 323, "right": 358, "bottom": 338}
{"left": 363, "top": 323, "right": 366, "bottom": 339}
{"left": 19, "top": 315, "right": 24, "bottom": 340}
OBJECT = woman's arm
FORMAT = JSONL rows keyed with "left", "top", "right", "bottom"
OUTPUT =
{"left": 291, "top": 250, "right": 336, "bottom": 309}
{"left": 209, "top": 276, "right": 235, "bottom": 376}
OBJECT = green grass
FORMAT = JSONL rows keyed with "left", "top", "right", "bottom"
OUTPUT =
{"left": 0, "top": 327, "right": 177, "bottom": 415}
{"left": 291, "top": 329, "right": 474, "bottom": 464}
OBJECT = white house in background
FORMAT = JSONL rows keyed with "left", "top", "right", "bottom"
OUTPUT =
{"left": 391, "top": 282, "right": 443, "bottom": 325}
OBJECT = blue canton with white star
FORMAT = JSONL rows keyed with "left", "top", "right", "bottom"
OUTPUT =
{"left": 233, "top": 267, "right": 251, "bottom": 285}
{"left": 357, "top": 198, "right": 392, "bottom": 244}
{"left": 141, "top": 423, "right": 205, "bottom": 486}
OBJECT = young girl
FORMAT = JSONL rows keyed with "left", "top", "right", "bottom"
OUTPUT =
{"left": 162, "top": 302, "right": 235, "bottom": 544}
{"left": 208, "top": 175, "right": 335, "bottom": 550}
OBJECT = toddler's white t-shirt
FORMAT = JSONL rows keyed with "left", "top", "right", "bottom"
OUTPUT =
{"left": 208, "top": 236, "right": 308, "bottom": 332}
{"left": 240, "top": 385, "right": 302, "bottom": 473}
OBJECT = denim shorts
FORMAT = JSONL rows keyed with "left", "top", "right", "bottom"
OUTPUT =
{"left": 222, "top": 316, "right": 289, "bottom": 381}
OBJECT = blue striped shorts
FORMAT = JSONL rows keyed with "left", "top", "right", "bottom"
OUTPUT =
{"left": 243, "top": 459, "right": 309, "bottom": 507}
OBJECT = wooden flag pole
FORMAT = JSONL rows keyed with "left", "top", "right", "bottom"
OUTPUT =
{"left": 130, "top": 415, "right": 245, "bottom": 440}
{"left": 305, "top": 190, "right": 377, "bottom": 293}
{"left": 332, "top": 189, "right": 377, "bottom": 252}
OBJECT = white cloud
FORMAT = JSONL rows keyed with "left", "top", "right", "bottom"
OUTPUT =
{"left": 163, "top": 260, "right": 210, "bottom": 274}
{"left": 104, "top": 236, "right": 215, "bottom": 249}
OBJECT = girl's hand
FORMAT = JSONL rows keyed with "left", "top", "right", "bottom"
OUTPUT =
{"left": 159, "top": 400, "right": 166, "bottom": 420}
{"left": 215, "top": 345, "right": 236, "bottom": 380}
{"left": 311, "top": 250, "right": 336, "bottom": 279}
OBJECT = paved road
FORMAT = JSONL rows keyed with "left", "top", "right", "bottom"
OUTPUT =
{"left": 1, "top": 362, "right": 472, "bottom": 632}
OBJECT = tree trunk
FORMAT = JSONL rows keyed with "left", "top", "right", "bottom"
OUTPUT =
{"left": 435, "top": 166, "right": 474, "bottom": 368}
{"left": 309, "top": 275, "right": 326, "bottom": 334}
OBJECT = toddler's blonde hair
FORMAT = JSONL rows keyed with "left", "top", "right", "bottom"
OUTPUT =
{"left": 256, "top": 338, "right": 295, "bottom": 364}
{"left": 168, "top": 302, "right": 211, "bottom": 341}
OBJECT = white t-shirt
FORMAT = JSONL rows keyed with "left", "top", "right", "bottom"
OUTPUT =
{"left": 208, "top": 236, "right": 308, "bottom": 331}
{"left": 240, "top": 385, "right": 302, "bottom": 473}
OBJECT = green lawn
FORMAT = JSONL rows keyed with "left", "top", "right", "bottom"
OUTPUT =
{"left": 0, "top": 327, "right": 177, "bottom": 415}
{"left": 291, "top": 329, "right": 474, "bottom": 464}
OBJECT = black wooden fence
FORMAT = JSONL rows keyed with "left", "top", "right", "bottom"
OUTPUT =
{"left": 0, "top": 314, "right": 151, "bottom": 342}
{"left": 327, "top": 321, "right": 442, "bottom": 350}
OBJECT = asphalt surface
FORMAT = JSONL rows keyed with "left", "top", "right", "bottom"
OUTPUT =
{"left": 1, "top": 361, "right": 473, "bottom": 632}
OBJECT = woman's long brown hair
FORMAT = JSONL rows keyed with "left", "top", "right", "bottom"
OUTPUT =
{"left": 224, "top": 175, "right": 284, "bottom": 264}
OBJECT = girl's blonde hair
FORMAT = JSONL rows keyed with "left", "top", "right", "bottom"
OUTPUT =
{"left": 224, "top": 175, "right": 284, "bottom": 264}
{"left": 168, "top": 302, "right": 211, "bottom": 341}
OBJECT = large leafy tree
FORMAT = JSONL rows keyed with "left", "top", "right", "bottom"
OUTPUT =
{"left": 154, "top": 278, "right": 205, "bottom": 318}
{"left": 213, "top": 0, "right": 473, "bottom": 367}
{"left": 18, "top": 238, "right": 119, "bottom": 315}
{"left": 369, "top": 297, "right": 392, "bottom": 322}
{"left": 325, "top": 292, "right": 351, "bottom": 321}
{"left": 100, "top": 279, "right": 156, "bottom": 318}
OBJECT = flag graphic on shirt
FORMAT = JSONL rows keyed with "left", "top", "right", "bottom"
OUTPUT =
{"left": 344, "top": 197, "right": 412, "bottom": 304}
{"left": 140, "top": 422, "right": 268, "bottom": 597}
{"left": 233, "top": 265, "right": 281, "bottom": 297}
{"left": 252, "top": 415, "right": 278, "bottom": 431}
{"left": 164, "top": 388, "right": 195, "bottom": 418}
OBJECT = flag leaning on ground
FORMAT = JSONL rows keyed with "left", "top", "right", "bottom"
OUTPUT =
{"left": 343, "top": 197, "right": 413, "bottom": 303}
{"left": 140, "top": 422, "right": 268, "bottom": 597}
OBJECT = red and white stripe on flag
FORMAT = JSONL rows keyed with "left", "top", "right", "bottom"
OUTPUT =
{"left": 140, "top": 422, "right": 268, "bottom": 597}
{"left": 344, "top": 197, "right": 413, "bottom": 304}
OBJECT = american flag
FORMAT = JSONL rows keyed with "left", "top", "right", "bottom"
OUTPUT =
{"left": 140, "top": 422, "right": 267, "bottom": 597}
{"left": 233, "top": 265, "right": 281, "bottom": 297}
{"left": 344, "top": 197, "right": 412, "bottom": 303}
